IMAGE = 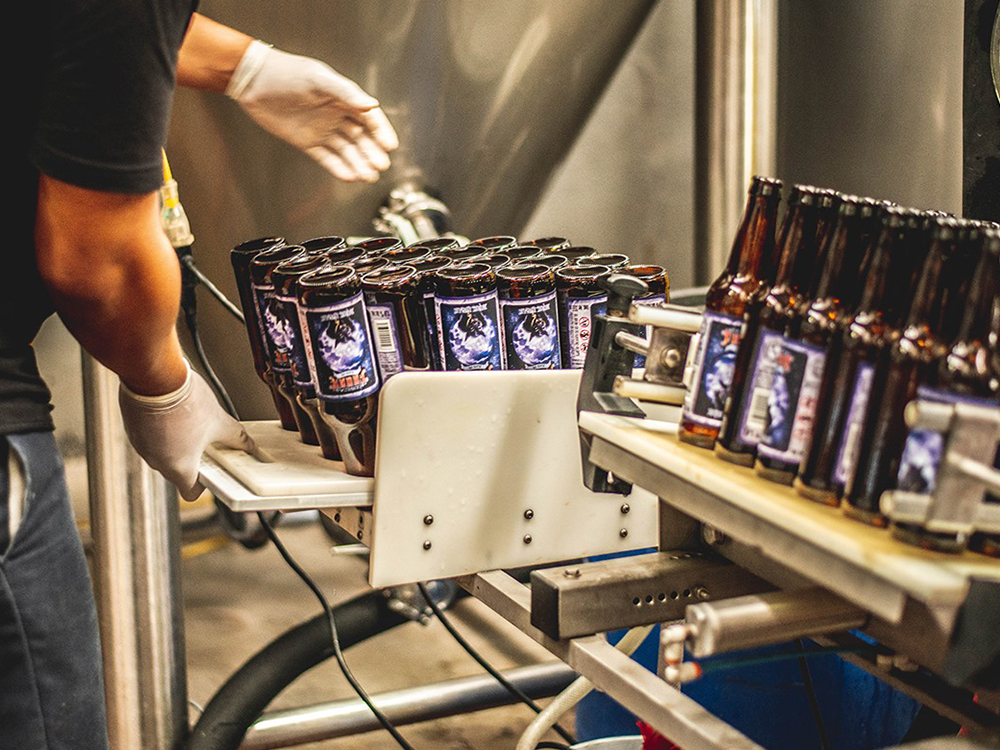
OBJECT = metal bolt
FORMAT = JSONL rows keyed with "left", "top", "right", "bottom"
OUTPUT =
{"left": 662, "top": 348, "right": 682, "bottom": 368}
{"left": 334, "top": 513, "right": 341, "bottom": 523}
{"left": 423, "top": 540, "right": 432, "bottom": 550}
{"left": 620, "top": 503, "right": 630, "bottom": 515}
{"left": 356, "top": 530, "right": 363, "bottom": 541}
{"left": 563, "top": 568, "right": 581, "bottom": 579}
{"left": 423, "top": 515, "right": 434, "bottom": 526}
{"left": 702, "top": 524, "right": 726, "bottom": 546}
{"left": 695, "top": 586, "right": 710, "bottom": 600}
{"left": 619, "top": 528, "right": 629, "bottom": 538}
{"left": 524, "top": 509, "right": 534, "bottom": 520}
{"left": 523, "top": 534, "right": 533, "bottom": 544}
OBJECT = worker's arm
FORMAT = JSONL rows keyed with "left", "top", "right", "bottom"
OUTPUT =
{"left": 176, "top": 13, "right": 399, "bottom": 182}
{"left": 35, "top": 174, "right": 252, "bottom": 499}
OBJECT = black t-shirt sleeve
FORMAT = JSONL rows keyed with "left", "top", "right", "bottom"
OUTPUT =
{"left": 30, "top": 0, "right": 197, "bottom": 194}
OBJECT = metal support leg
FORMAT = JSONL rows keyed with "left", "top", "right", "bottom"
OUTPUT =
{"left": 83, "top": 353, "right": 188, "bottom": 750}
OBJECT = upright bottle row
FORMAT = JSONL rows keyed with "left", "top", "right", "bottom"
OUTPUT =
{"left": 680, "top": 177, "right": 1000, "bottom": 556}
{"left": 231, "top": 234, "right": 669, "bottom": 476}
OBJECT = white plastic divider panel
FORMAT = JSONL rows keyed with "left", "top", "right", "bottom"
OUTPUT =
{"left": 368, "top": 370, "right": 657, "bottom": 587}
{"left": 202, "top": 421, "right": 374, "bottom": 510}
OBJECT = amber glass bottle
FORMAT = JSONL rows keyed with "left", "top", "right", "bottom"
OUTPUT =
{"left": 434, "top": 263, "right": 505, "bottom": 370}
{"left": 497, "top": 264, "right": 561, "bottom": 369}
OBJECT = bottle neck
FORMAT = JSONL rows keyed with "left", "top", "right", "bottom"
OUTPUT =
{"left": 948, "top": 244, "right": 998, "bottom": 347}
{"left": 772, "top": 202, "right": 822, "bottom": 294}
{"left": 854, "top": 225, "right": 894, "bottom": 314}
{"left": 811, "top": 210, "right": 864, "bottom": 303}
{"left": 734, "top": 192, "right": 780, "bottom": 282}
{"left": 881, "top": 222, "right": 934, "bottom": 327}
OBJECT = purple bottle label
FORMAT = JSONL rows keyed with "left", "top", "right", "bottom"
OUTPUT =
{"left": 252, "top": 282, "right": 293, "bottom": 373}
{"left": 501, "top": 291, "right": 561, "bottom": 370}
{"left": 682, "top": 311, "right": 743, "bottom": 428}
{"left": 300, "top": 292, "right": 381, "bottom": 402}
{"left": 833, "top": 362, "right": 875, "bottom": 488}
{"left": 757, "top": 340, "right": 827, "bottom": 465}
{"left": 562, "top": 295, "right": 608, "bottom": 369}
{"left": 735, "top": 329, "right": 786, "bottom": 448}
{"left": 435, "top": 290, "right": 505, "bottom": 371}
{"left": 366, "top": 303, "right": 404, "bottom": 380}
{"left": 897, "top": 386, "right": 1000, "bottom": 495}
{"left": 276, "top": 292, "right": 313, "bottom": 389}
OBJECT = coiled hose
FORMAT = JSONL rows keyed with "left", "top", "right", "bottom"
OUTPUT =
{"left": 185, "top": 589, "right": 409, "bottom": 750}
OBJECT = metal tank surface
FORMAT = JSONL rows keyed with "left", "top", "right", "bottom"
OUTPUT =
{"left": 167, "top": 0, "right": 655, "bottom": 417}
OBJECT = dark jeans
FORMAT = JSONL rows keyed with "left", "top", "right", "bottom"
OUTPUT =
{"left": 0, "top": 432, "right": 109, "bottom": 750}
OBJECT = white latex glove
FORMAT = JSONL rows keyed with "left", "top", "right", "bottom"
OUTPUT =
{"left": 226, "top": 40, "right": 399, "bottom": 183}
{"left": 119, "top": 362, "right": 255, "bottom": 501}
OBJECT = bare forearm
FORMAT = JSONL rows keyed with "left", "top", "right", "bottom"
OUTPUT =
{"left": 176, "top": 13, "right": 253, "bottom": 92}
{"left": 35, "top": 176, "right": 188, "bottom": 396}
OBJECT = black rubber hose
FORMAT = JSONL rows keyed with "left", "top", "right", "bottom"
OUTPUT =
{"left": 185, "top": 590, "right": 410, "bottom": 750}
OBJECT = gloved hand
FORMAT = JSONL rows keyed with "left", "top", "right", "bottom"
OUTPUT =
{"left": 119, "top": 362, "right": 255, "bottom": 500}
{"left": 226, "top": 39, "right": 399, "bottom": 183}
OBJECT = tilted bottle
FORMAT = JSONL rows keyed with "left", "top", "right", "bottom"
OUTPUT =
{"left": 408, "top": 255, "right": 452, "bottom": 370}
{"left": 434, "top": 263, "right": 505, "bottom": 371}
{"left": 230, "top": 236, "right": 298, "bottom": 430}
{"left": 555, "top": 264, "right": 612, "bottom": 369}
{"left": 844, "top": 218, "right": 979, "bottom": 526}
{"left": 680, "top": 176, "right": 783, "bottom": 448}
{"left": 361, "top": 265, "right": 433, "bottom": 380}
{"left": 892, "top": 226, "right": 1000, "bottom": 551}
{"left": 296, "top": 266, "right": 381, "bottom": 476}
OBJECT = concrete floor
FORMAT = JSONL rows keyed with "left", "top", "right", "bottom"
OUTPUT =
{"left": 182, "top": 512, "right": 577, "bottom": 749}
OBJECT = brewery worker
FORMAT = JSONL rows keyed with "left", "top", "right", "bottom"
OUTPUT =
{"left": 6, "top": 6, "right": 397, "bottom": 748}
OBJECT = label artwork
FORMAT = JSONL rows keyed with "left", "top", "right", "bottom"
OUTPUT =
{"left": 734, "top": 329, "right": 786, "bottom": 448}
{"left": 563, "top": 296, "right": 608, "bottom": 369}
{"left": 633, "top": 294, "right": 667, "bottom": 369}
{"left": 253, "top": 282, "right": 294, "bottom": 373}
{"left": 501, "top": 291, "right": 561, "bottom": 370}
{"left": 435, "top": 291, "right": 504, "bottom": 371}
{"left": 366, "top": 303, "right": 404, "bottom": 380}
{"left": 757, "top": 340, "right": 827, "bottom": 465}
{"left": 301, "top": 292, "right": 380, "bottom": 402}
{"left": 682, "top": 311, "right": 743, "bottom": 428}
{"left": 276, "top": 292, "right": 313, "bottom": 389}
{"left": 833, "top": 361, "right": 875, "bottom": 487}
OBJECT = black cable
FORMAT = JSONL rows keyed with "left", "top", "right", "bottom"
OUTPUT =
{"left": 180, "top": 254, "right": 245, "bottom": 323}
{"left": 416, "top": 581, "right": 577, "bottom": 746}
{"left": 257, "top": 512, "right": 418, "bottom": 750}
{"left": 185, "top": 307, "right": 239, "bottom": 417}
{"left": 534, "top": 743, "right": 573, "bottom": 750}
{"left": 796, "top": 640, "right": 831, "bottom": 750}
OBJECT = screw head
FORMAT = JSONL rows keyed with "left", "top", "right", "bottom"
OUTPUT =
{"left": 619, "top": 528, "right": 629, "bottom": 538}
{"left": 662, "top": 348, "right": 682, "bottom": 368}
{"left": 620, "top": 503, "right": 631, "bottom": 514}
{"left": 563, "top": 568, "right": 582, "bottom": 578}
{"left": 423, "top": 515, "right": 434, "bottom": 526}
{"left": 702, "top": 525, "right": 726, "bottom": 546}
{"left": 523, "top": 534, "right": 533, "bottom": 544}
{"left": 334, "top": 513, "right": 341, "bottom": 523}
{"left": 423, "top": 540, "right": 432, "bottom": 550}
{"left": 695, "top": 586, "right": 710, "bottom": 600}
{"left": 356, "top": 530, "right": 363, "bottom": 541}
{"left": 523, "top": 509, "right": 534, "bottom": 520}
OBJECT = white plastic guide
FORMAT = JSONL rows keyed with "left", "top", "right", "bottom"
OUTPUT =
{"left": 201, "top": 371, "right": 658, "bottom": 587}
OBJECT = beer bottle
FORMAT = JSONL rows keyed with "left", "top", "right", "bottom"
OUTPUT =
{"left": 755, "top": 194, "right": 866, "bottom": 484}
{"left": 497, "top": 264, "right": 562, "bottom": 369}
{"left": 679, "top": 176, "right": 782, "bottom": 449}
{"left": 297, "top": 266, "right": 381, "bottom": 476}
{"left": 350, "top": 255, "right": 391, "bottom": 277}
{"left": 892, "top": 226, "right": 1000, "bottom": 551}
{"left": 272, "top": 254, "right": 342, "bottom": 460}
{"left": 458, "top": 254, "right": 510, "bottom": 272}
{"left": 501, "top": 246, "right": 545, "bottom": 264}
{"left": 712, "top": 185, "right": 821, "bottom": 463}
{"left": 352, "top": 237, "right": 402, "bottom": 256}
{"left": 793, "top": 197, "right": 887, "bottom": 501}
{"left": 411, "top": 237, "right": 460, "bottom": 253}
{"left": 555, "top": 265, "right": 612, "bottom": 369}
{"left": 578, "top": 253, "right": 630, "bottom": 270}
{"left": 384, "top": 245, "right": 432, "bottom": 266}
{"left": 434, "top": 263, "right": 505, "bottom": 370}
{"left": 327, "top": 245, "right": 367, "bottom": 266}
{"left": 230, "top": 236, "right": 298, "bottom": 430}
{"left": 467, "top": 236, "right": 518, "bottom": 253}
{"left": 301, "top": 236, "right": 347, "bottom": 254}
{"left": 844, "top": 217, "right": 978, "bottom": 526}
{"left": 621, "top": 265, "right": 670, "bottom": 369}
{"left": 527, "top": 236, "right": 571, "bottom": 252}
{"left": 249, "top": 244, "right": 320, "bottom": 444}
{"left": 530, "top": 254, "right": 570, "bottom": 271}
{"left": 558, "top": 246, "right": 598, "bottom": 263}
{"left": 361, "top": 265, "right": 432, "bottom": 379}
{"left": 817, "top": 208, "right": 933, "bottom": 502}
{"left": 408, "top": 255, "right": 452, "bottom": 370}
{"left": 437, "top": 246, "right": 489, "bottom": 263}
{"left": 971, "top": 242, "right": 1000, "bottom": 557}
